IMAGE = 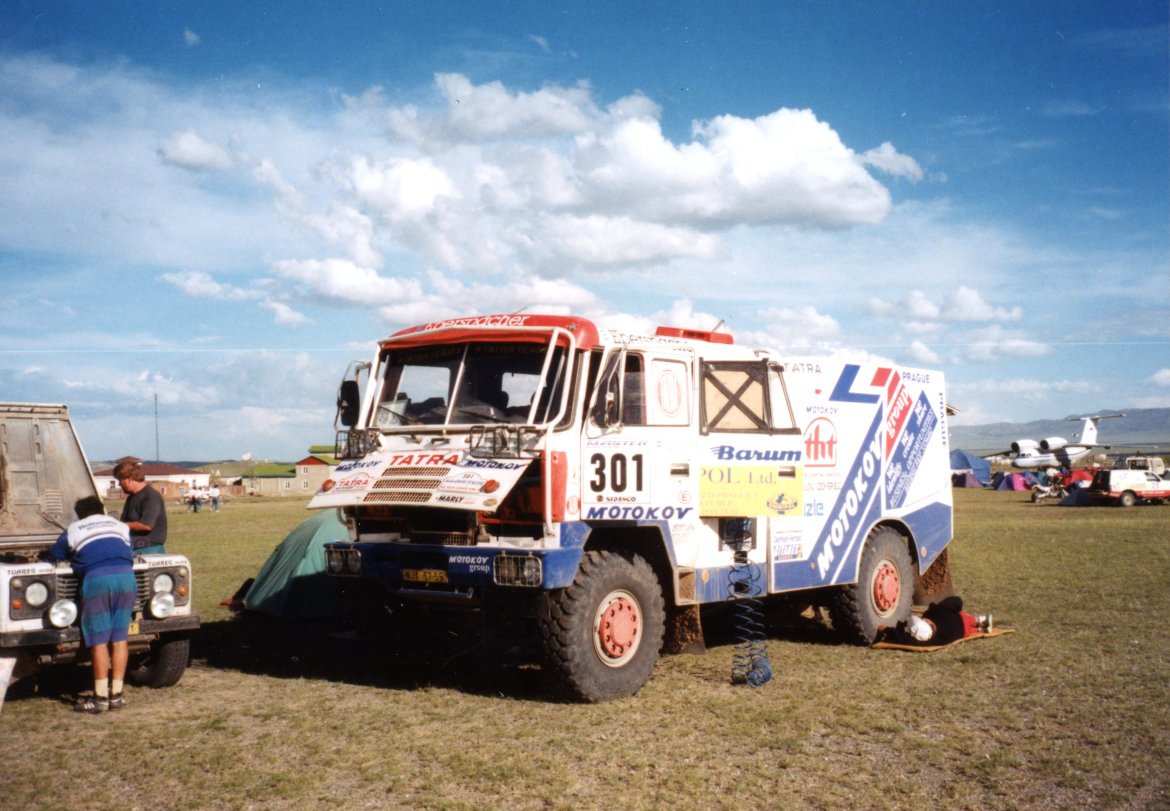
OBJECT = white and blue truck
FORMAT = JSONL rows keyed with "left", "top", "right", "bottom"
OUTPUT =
{"left": 311, "top": 314, "right": 954, "bottom": 701}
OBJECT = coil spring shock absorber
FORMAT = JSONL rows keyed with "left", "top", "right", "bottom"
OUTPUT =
{"left": 724, "top": 519, "right": 772, "bottom": 687}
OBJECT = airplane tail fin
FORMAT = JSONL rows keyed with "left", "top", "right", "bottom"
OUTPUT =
{"left": 1079, "top": 417, "right": 1100, "bottom": 446}
{"left": 1071, "top": 413, "right": 1123, "bottom": 447}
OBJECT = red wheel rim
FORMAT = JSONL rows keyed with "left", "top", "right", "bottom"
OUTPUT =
{"left": 872, "top": 560, "right": 901, "bottom": 615}
{"left": 595, "top": 592, "right": 640, "bottom": 664}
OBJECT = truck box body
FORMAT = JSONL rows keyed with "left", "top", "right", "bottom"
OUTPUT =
{"left": 312, "top": 315, "right": 953, "bottom": 699}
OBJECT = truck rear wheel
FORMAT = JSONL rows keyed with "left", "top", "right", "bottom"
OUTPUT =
{"left": 538, "top": 550, "right": 665, "bottom": 702}
{"left": 830, "top": 527, "right": 913, "bottom": 645}
{"left": 126, "top": 636, "right": 190, "bottom": 688}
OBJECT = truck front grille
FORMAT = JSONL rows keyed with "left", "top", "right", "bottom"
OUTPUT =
{"left": 363, "top": 465, "right": 452, "bottom": 505}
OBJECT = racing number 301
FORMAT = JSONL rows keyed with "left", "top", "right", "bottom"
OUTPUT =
{"left": 590, "top": 453, "right": 644, "bottom": 493}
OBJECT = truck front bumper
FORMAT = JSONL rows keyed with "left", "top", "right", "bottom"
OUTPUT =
{"left": 0, "top": 614, "right": 201, "bottom": 648}
{"left": 326, "top": 543, "right": 585, "bottom": 604}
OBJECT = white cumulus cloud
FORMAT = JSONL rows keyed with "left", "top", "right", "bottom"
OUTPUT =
{"left": 157, "top": 130, "right": 233, "bottom": 172}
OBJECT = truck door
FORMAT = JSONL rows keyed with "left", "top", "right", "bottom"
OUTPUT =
{"left": 581, "top": 347, "right": 697, "bottom": 551}
{"left": 697, "top": 360, "right": 804, "bottom": 592}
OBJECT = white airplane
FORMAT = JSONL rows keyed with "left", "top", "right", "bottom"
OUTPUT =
{"left": 994, "top": 414, "right": 1123, "bottom": 469}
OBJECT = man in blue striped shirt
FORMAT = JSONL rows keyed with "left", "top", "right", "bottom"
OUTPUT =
{"left": 48, "top": 496, "right": 135, "bottom": 714}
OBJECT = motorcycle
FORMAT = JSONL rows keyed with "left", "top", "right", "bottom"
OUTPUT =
{"left": 1031, "top": 479, "right": 1068, "bottom": 503}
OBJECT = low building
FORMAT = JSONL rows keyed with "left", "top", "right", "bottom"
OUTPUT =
{"left": 295, "top": 445, "right": 339, "bottom": 495}
{"left": 94, "top": 457, "right": 211, "bottom": 500}
{"left": 243, "top": 463, "right": 297, "bottom": 497}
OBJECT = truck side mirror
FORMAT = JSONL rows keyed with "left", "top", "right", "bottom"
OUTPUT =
{"left": 337, "top": 380, "right": 361, "bottom": 427}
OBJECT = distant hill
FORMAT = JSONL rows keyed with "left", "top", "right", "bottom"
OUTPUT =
{"left": 950, "top": 407, "right": 1170, "bottom": 453}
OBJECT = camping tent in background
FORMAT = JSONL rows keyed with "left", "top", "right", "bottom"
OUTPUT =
{"left": 949, "top": 449, "right": 991, "bottom": 485}
{"left": 993, "top": 472, "right": 1033, "bottom": 491}
{"left": 952, "top": 471, "right": 983, "bottom": 488}
{"left": 243, "top": 510, "right": 349, "bottom": 619}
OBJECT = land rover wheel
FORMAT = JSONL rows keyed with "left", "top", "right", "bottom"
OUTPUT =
{"left": 126, "top": 636, "right": 190, "bottom": 688}
{"left": 830, "top": 527, "right": 914, "bottom": 645}
{"left": 538, "top": 550, "right": 665, "bottom": 702}
{"left": 1118, "top": 491, "right": 1137, "bottom": 508}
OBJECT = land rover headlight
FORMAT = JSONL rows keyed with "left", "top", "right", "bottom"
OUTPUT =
{"left": 24, "top": 581, "right": 50, "bottom": 608}
{"left": 49, "top": 599, "right": 78, "bottom": 628}
{"left": 149, "top": 592, "right": 176, "bottom": 619}
{"left": 152, "top": 573, "right": 175, "bottom": 594}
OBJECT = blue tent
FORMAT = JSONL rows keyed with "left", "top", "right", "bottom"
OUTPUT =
{"left": 949, "top": 449, "right": 991, "bottom": 485}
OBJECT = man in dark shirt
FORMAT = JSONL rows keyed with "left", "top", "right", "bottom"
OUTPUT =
{"left": 113, "top": 460, "right": 168, "bottom": 554}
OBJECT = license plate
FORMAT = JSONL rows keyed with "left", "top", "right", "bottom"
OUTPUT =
{"left": 402, "top": 568, "right": 448, "bottom": 584}
{"left": 128, "top": 620, "right": 140, "bottom": 636}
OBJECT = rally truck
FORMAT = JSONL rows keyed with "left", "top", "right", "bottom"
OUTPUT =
{"left": 311, "top": 314, "right": 954, "bottom": 701}
{"left": 0, "top": 404, "right": 199, "bottom": 691}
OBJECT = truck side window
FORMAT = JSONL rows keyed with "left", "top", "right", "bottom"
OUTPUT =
{"left": 589, "top": 351, "right": 645, "bottom": 426}
{"left": 622, "top": 354, "right": 645, "bottom": 425}
{"left": 767, "top": 364, "right": 799, "bottom": 433}
{"left": 701, "top": 361, "right": 799, "bottom": 434}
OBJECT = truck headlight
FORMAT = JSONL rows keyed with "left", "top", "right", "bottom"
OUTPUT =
{"left": 493, "top": 555, "right": 543, "bottom": 587}
{"left": 346, "top": 550, "right": 362, "bottom": 574}
{"left": 149, "top": 592, "right": 176, "bottom": 619}
{"left": 327, "top": 551, "right": 344, "bottom": 574}
{"left": 49, "top": 599, "right": 78, "bottom": 628}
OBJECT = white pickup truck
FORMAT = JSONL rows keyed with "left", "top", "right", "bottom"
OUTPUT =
{"left": 1088, "top": 468, "right": 1170, "bottom": 507}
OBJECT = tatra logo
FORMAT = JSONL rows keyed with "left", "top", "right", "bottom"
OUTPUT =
{"left": 803, "top": 418, "right": 837, "bottom": 467}
{"left": 388, "top": 453, "right": 461, "bottom": 466}
{"left": 334, "top": 472, "right": 372, "bottom": 491}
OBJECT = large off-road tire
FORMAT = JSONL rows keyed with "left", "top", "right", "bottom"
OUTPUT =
{"left": 538, "top": 550, "right": 665, "bottom": 702}
{"left": 829, "top": 527, "right": 914, "bottom": 645}
{"left": 126, "top": 636, "right": 190, "bottom": 688}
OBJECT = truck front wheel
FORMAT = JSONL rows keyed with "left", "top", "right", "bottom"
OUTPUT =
{"left": 538, "top": 550, "right": 665, "bottom": 702}
{"left": 126, "top": 636, "right": 190, "bottom": 688}
{"left": 830, "top": 527, "right": 914, "bottom": 644}
{"left": 1118, "top": 491, "right": 1137, "bottom": 508}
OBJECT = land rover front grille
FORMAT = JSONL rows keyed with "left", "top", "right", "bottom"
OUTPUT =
{"left": 56, "top": 571, "right": 150, "bottom": 609}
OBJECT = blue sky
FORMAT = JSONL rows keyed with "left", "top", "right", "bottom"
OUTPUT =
{"left": 1, "top": 2, "right": 1166, "bottom": 462}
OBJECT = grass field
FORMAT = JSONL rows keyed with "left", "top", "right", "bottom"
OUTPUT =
{"left": 5, "top": 490, "right": 1168, "bottom": 810}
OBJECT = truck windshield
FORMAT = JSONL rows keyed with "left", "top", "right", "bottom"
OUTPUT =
{"left": 375, "top": 341, "right": 569, "bottom": 427}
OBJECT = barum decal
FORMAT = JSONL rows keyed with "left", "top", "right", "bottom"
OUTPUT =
{"left": 885, "top": 391, "right": 938, "bottom": 509}
{"left": 803, "top": 418, "right": 838, "bottom": 467}
{"left": 811, "top": 409, "right": 884, "bottom": 581}
{"left": 711, "top": 445, "right": 801, "bottom": 462}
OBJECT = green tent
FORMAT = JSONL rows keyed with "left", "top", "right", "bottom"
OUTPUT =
{"left": 243, "top": 510, "right": 349, "bottom": 619}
